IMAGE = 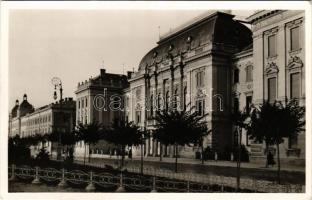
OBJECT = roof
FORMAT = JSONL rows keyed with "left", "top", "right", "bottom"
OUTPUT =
{"left": 11, "top": 105, "right": 19, "bottom": 118}
{"left": 246, "top": 10, "right": 282, "bottom": 24}
{"left": 19, "top": 99, "right": 34, "bottom": 117}
{"left": 137, "top": 11, "right": 252, "bottom": 72}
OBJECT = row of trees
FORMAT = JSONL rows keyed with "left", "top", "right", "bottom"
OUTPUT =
{"left": 9, "top": 99, "right": 305, "bottom": 185}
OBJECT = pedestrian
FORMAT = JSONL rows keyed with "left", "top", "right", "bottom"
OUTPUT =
{"left": 267, "top": 151, "right": 275, "bottom": 167}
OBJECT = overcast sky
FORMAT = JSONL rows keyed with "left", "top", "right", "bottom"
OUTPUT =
{"left": 9, "top": 10, "right": 254, "bottom": 109}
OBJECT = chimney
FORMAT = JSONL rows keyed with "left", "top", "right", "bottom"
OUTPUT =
{"left": 127, "top": 71, "right": 133, "bottom": 79}
{"left": 100, "top": 68, "right": 106, "bottom": 77}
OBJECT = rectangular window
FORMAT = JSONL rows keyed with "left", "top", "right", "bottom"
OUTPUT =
{"left": 290, "top": 26, "right": 300, "bottom": 51}
{"left": 196, "top": 100, "right": 205, "bottom": 116}
{"left": 289, "top": 135, "right": 298, "bottom": 149}
{"left": 234, "top": 69, "right": 239, "bottom": 83}
{"left": 234, "top": 98, "right": 239, "bottom": 113}
{"left": 136, "top": 111, "right": 141, "bottom": 124}
{"left": 268, "top": 77, "right": 277, "bottom": 103}
{"left": 290, "top": 72, "right": 300, "bottom": 99}
{"left": 246, "top": 66, "right": 253, "bottom": 82}
{"left": 86, "top": 98, "right": 88, "bottom": 107}
{"left": 268, "top": 35, "right": 276, "bottom": 57}
{"left": 246, "top": 96, "right": 252, "bottom": 114}
{"left": 82, "top": 99, "right": 84, "bottom": 108}
{"left": 196, "top": 71, "right": 204, "bottom": 87}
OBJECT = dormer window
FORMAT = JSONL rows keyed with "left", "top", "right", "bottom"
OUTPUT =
{"left": 169, "top": 44, "right": 174, "bottom": 51}
{"left": 187, "top": 36, "right": 192, "bottom": 43}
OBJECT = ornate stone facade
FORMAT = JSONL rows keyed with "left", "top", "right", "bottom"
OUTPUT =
{"left": 9, "top": 95, "right": 76, "bottom": 158}
{"left": 125, "top": 11, "right": 253, "bottom": 158}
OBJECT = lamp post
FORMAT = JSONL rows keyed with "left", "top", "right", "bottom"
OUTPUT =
{"left": 51, "top": 77, "right": 63, "bottom": 161}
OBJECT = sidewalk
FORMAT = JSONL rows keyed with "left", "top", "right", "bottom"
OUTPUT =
{"left": 84, "top": 154, "right": 305, "bottom": 172}
{"left": 74, "top": 155, "right": 305, "bottom": 184}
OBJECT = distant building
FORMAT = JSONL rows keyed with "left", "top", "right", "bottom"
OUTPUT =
{"left": 9, "top": 94, "right": 76, "bottom": 157}
{"left": 74, "top": 68, "right": 129, "bottom": 159}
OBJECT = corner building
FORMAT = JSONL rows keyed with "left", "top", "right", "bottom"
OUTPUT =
{"left": 125, "top": 11, "right": 252, "bottom": 158}
{"left": 126, "top": 10, "right": 305, "bottom": 164}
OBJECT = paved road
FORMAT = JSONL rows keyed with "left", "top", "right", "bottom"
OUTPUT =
{"left": 80, "top": 155, "right": 305, "bottom": 172}
{"left": 74, "top": 155, "right": 305, "bottom": 184}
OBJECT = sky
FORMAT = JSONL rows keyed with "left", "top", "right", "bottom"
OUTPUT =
{"left": 9, "top": 10, "right": 254, "bottom": 109}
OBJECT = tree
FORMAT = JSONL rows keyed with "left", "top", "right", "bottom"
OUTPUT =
{"left": 61, "top": 131, "right": 78, "bottom": 162}
{"left": 8, "top": 135, "right": 31, "bottom": 164}
{"left": 231, "top": 109, "right": 251, "bottom": 191}
{"left": 75, "top": 122, "right": 102, "bottom": 165}
{"left": 104, "top": 118, "right": 142, "bottom": 169}
{"left": 248, "top": 99, "right": 305, "bottom": 183}
{"left": 153, "top": 108, "right": 209, "bottom": 173}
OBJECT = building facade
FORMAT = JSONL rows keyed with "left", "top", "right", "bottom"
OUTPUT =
{"left": 71, "top": 10, "right": 305, "bottom": 163}
{"left": 244, "top": 10, "right": 305, "bottom": 164}
{"left": 125, "top": 11, "right": 253, "bottom": 158}
{"left": 124, "top": 10, "right": 305, "bottom": 164}
{"left": 74, "top": 68, "right": 129, "bottom": 159}
{"left": 9, "top": 94, "right": 76, "bottom": 157}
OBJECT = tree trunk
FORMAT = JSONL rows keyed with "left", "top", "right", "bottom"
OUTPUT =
{"left": 236, "top": 127, "right": 242, "bottom": 192}
{"left": 265, "top": 142, "right": 269, "bottom": 168}
{"left": 88, "top": 144, "right": 91, "bottom": 163}
{"left": 159, "top": 143, "right": 163, "bottom": 162}
{"left": 201, "top": 139, "right": 204, "bottom": 164}
{"left": 277, "top": 143, "right": 281, "bottom": 184}
{"left": 175, "top": 144, "right": 178, "bottom": 173}
{"left": 121, "top": 146, "right": 125, "bottom": 169}
{"left": 84, "top": 142, "right": 86, "bottom": 166}
{"left": 141, "top": 143, "right": 144, "bottom": 174}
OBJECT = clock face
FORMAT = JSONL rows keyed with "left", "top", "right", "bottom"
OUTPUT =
{"left": 51, "top": 77, "right": 61, "bottom": 86}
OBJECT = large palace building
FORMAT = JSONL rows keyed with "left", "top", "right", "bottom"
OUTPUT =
{"left": 125, "top": 10, "right": 305, "bottom": 164}
{"left": 75, "top": 10, "right": 305, "bottom": 165}
{"left": 11, "top": 10, "right": 304, "bottom": 165}
{"left": 9, "top": 94, "right": 76, "bottom": 157}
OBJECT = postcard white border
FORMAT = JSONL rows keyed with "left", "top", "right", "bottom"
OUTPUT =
{"left": 0, "top": 1, "right": 311, "bottom": 200}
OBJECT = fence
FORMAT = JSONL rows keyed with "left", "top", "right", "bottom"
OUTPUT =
{"left": 8, "top": 164, "right": 304, "bottom": 193}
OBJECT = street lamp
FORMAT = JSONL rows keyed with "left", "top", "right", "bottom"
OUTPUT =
{"left": 51, "top": 77, "right": 63, "bottom": 161}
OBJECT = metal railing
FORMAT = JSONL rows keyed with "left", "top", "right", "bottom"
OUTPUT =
{"left": 8, "top": 164, "right": 304, "bottom": 193}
